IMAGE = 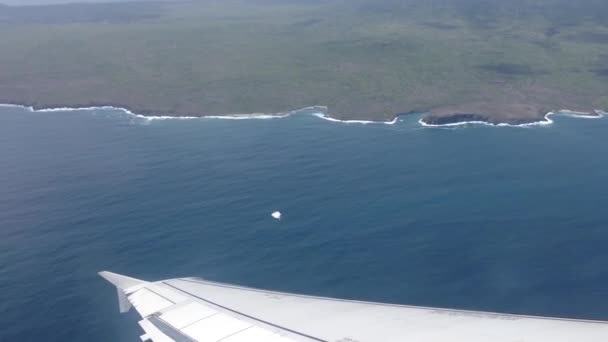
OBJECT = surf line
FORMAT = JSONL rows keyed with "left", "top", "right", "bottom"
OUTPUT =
{"left": 418, "top": 110, "right": 606, "bottom": 128}
{"left": 0, "top": 103, "right": 400, "bottom": 125}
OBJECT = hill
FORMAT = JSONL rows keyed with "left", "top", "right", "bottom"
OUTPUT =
{"left": 0, "top": 0, "right": 607, "bottom": 124}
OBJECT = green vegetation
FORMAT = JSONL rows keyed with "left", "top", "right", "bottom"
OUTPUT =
{"left": 0, "top": 0, "right": 607, "bottom": 123}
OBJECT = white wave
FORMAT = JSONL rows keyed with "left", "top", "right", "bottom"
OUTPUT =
{"left": 132, "top": 114, "right": 199, "bottom": 121}
{"left": 418, "top": 109, "right": 606, "bottom": 128}
{"left": 558, "top": 109, "right": 605, "bottom": 119}
{"left": 202, "top": 105, "right": 328, "bottom": 121}
{"left": 0, "top": 103, "right": 34, "bottom": 110}
{"left": 417, "top": 112, "right": 555, "bottom": 128}
{"left": 0, "top": 103, "right": 402, "bottom": 126}
{"left": 418, "top": 119, "right": 496, "bottom": 128}
{"left": 0, "top": 103, "right": 285, "bottom": 120}
{"left": 0, "top": 103, "right": 138, "bottom": 115}
{"left": 312, "top": 113, "right": 399, "bottom": 125}
{"left": 202, "top": 113, "right": 291, "bottom": 120}
{"left": 138, "top": 110, "right": 300, "bottom": 121}
{"left": 3, "top": 102, "right": 603, "bottom": 128}
{"left": 36, "top": 106, "right": 118, "bottom": 113}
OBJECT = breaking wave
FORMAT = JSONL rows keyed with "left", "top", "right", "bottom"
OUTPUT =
{"left": 418, "top": 110, "right": 606, "bottom": 128}
{"left": 312, "top": 113, "right": 399, "bottom": 125}
{"left": 0, "top": 104, "right": 401, "bottom": 125}
{"left": 0, "top": 104, "right": 140, "bottom": 115}
{"left": 1, "top": 103, "right": 604, "bottom": 128}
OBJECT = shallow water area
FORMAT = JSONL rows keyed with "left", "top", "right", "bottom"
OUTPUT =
{"left": 1, "top": 105, "right": 607, "bottom": 341}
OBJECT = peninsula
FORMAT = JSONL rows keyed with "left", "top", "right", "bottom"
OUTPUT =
{"left": 0, "top": 0, "right": 607, "bottom": 125}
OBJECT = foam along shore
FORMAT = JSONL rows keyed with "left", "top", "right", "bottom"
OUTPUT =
{"left": 312, "top": 112, "right": 399, "bottom": 125}
{"left": 0, "top": 103, "right": 293, "bottom": 120}
{"left": 418, "top": 110, "right": 606, "bottom": 128}
{"left": 1, "top": 102, "right": 603, "bottom": 127}
{"left": 0, "top": 103, "right": 400, "bottom": 125}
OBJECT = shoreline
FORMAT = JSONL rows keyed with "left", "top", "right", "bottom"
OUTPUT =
{"left": 0, "top": 103, "right": 400, "bottom": 125}
{"left": 0, "top": 102, "right": 605, "bottom": 128}
{"left": 418, "top": 110, "right": 605, "bottom": 128}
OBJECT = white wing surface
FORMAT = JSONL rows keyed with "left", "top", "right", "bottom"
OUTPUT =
{"left": 100, "top": 271, "right": 608, "bottom": 342}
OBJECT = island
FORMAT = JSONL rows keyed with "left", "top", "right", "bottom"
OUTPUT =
{"left": 0, "top": 0, "right": 607, "bottom": 125}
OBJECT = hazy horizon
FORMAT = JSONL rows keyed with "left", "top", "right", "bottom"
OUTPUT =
{"left": 1, "top": 0, "right": 154, "bottom": 5}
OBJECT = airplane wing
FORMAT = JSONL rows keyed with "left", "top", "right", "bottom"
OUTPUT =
{"left": 100, "top": 271, "right": 608, "bottom": 342}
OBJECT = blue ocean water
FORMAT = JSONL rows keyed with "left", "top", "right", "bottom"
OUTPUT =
{"left": 1, "top": 106, "right": 607, "bottom": 341}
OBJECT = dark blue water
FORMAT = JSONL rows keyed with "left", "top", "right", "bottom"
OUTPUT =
{"left": 1, "top": 106, "right": 607, "bottom": 341}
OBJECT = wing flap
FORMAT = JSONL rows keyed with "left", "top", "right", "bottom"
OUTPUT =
{"left": 139, "top": 319, "right": 176, "bottom": 342}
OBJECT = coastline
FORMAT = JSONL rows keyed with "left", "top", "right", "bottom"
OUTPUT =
{"left": 0, "top": 103, "right": 400, "bottom": 125}
{"left": 419, "top": 110, "right": 605, "bottom": 128}
{"left": 1, "top": 102, "right": 605, "bottom": 128}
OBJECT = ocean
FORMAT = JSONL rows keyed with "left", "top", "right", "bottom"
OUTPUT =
{"left": 1, "top": 105, "right": 607, "bottom": 341}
